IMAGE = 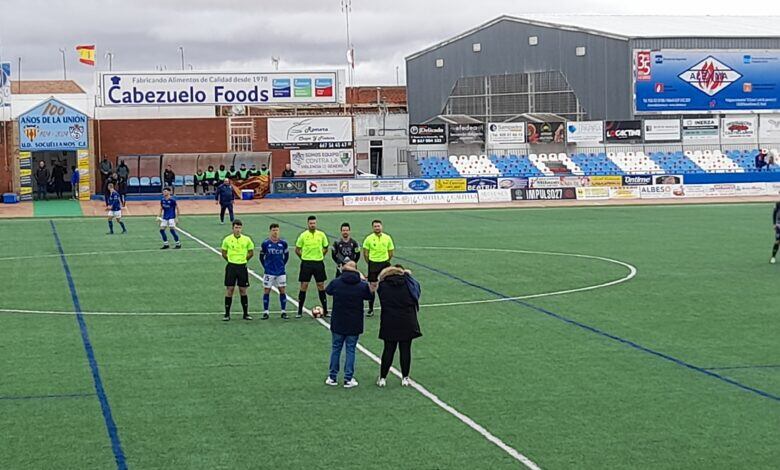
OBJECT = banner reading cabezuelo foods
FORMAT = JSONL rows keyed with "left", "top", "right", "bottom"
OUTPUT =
{"left": 511, "top": 187, "right": 577, "bottom": 201}
{"left": 448, "top": 123, "right": 485, "bottom": 144}
{"left": 409, "top": 124, "right": 446, "bottom": 145}
{"left": 604, "top": 121, "right": 642, "bottom": 143}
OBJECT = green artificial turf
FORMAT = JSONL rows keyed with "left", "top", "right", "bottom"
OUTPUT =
{"left": 0, "top": 204, "right": 778, "bottom": 469}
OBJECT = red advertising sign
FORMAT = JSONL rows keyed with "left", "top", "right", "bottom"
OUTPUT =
{"left": 636, "top": 50, "right": 651, "bottom": 81}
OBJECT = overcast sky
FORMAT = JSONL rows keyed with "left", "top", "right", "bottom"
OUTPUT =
{"left": 0, "top": 0, "right": 773, "bottom": 89}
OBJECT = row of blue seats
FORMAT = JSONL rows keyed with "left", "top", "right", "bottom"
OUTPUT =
{"left": 127, "top": 175, "right": 199, "bottom": 187}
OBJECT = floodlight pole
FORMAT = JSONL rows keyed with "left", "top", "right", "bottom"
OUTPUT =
{"left": 59, "top": 48, "right": 67, "bottom": 80}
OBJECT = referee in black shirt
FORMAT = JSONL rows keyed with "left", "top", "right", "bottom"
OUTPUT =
{"left": 332, "top": 222, "right": 361, "bottom": 277}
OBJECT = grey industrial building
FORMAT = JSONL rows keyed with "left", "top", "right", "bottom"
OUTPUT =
{"left": 405, "top": 15, "right": 780, "bottom": 124}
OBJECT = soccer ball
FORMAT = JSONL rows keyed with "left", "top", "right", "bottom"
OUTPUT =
{"left": 311, "top": 306, "right": 323, "bottom": 318}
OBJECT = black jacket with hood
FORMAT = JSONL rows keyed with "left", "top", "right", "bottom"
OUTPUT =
{"left": 326, "top": 270, "right": 373, "bottom": 336}
{"left": 377, "top": 266, "right": 422, "bottom": 342}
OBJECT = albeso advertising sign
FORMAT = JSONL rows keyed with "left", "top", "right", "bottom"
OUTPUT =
{"left": 409, "top": 124, "right": 446, "bottom": 145}
{"left": 721, "top": 115, "right": 758, "bottom": 141}
{"left": 19, "top": 98, "right": 88, "bottom": 150}
{"left": 99, "top": 71, "right": 340, "bottom": 106}
{"left": 289, "top": 149, "right": 354, "bottom": 175}
{"left": 487, "top": 122, "right": 526, "bottom": 146}
{"left": 268, "top": 117, "right": 352, "bottom": 149}
{"left": 448, "top": 123, "right": 485, "bottom": 145}
{"left": 634, "top": 49, "right": 780, "bottom": 113}
{"left": 566, "top": 121, "right": 604, "bottom": 143}
{"left": 682, "top": 118, "right": 719, "bottom": 142}
{"left": 643, "top": 119, "right": 681, "bottom": 142}
{"left": 605, "top": 121, "right": 642, "bottom": 142}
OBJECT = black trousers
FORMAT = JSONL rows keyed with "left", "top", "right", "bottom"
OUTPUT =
{"left": 380, "top": 340, "right": 413, "bottom": 378}
{"left": 220, "top": 204, "right": 234, "bottom": 222}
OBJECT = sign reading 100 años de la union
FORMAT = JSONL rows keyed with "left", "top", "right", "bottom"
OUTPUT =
{"left": 19, "top": 98, "right": 88, "bottom": 150}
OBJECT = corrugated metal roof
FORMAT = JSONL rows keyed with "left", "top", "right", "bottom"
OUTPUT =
{"left": 407, "top": 15, "right": 780, "bottom": 60}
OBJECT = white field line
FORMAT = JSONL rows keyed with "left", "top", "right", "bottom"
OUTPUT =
{"left": 0, "top": 247, "right": 206, "bottom": 262}
{"left": 175, "top": 226, "right": 541, "bottom": 470}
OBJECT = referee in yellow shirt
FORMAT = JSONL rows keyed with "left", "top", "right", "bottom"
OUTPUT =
{"left": 295, "top": 215, "right": 330, "bottom": 318}
{"left": 363, "top": 219, "right": 394, "bottom": 316}
{"left": 221, "top": 219, "right": 254, "bottom": 321}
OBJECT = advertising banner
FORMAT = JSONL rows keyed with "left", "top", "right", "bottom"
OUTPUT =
{"left": 527, "top": 122, "right": 565, "bottom": 144}
{"left": 19, "top": 98, "right": 88, "bottom": 150}
{"left": 487, "top": 122, "right": 526, "bottom": 146}
{"left": 634, "top": 49, "right": 780, "bottom": 113}
{"left": 466, "top": 177, "right": 498, "bottom": 191}
{"left": 682, "top": 118, "right": 719, "bottom": 142}
{"left": 289, "top": 149, "right": 354, "bottom": 175}
{"left": 77, "top": 149, "right": 90, "bottom": 201}
{"left": 609, "top": 186, "right": 641, "bottom": 199}
{"left": 621, "top": 175, "right": 654, "bottom": 186}
{"left": 477, "top": 188, "right": 512, "bottom": 203}
{"left": 530, "top": 176, "right": 590, "bottom": 188}
{"left": 643, "top": 119, "right": 681, "bottom": 142}
{"left": 605, "top": 120, "right": 642, "bottom": 142}
{"left": 343, "top": 193, "right": 478, "bottom": 206}
{"left": 409, "top": 124, "right": 446, "bottom": 145}
{"left": 721, "top": 115, "right": 758, "bottom": 142}
{"left": 576, "top": 186, "right": 610, "bottom": 200}
{"left": 566, "top": 121, "right": 604, "bottom": 143}
{"left": 497, "top": 177, "right": 529, "bottom": 189}
{"left": 1, "top": 61, "right": 10, "bottom": 107}
{"left": 638, "top": 185, "right": 685, "bottom": 199}
{"left": 403, "top": 179, "right": 436, "bottom": 192}
{"left": 370, "top": 179, "right": 405, "bottom": 193}
{"left": 448, "top": 123, "right": 485, "bottom": 145}
{"left": 268, "top": 117, "right": 352, "bottom": 149}
{"left": 758, "top": 114, "right": 780, "bottom": 142}
{"left": 18, "top": 151, "right": 33, "bottom": 201}
{"left": 511, "top": 187, "right": 577, "bottom": 201}
{"left": 733, "top": 182, "right": 768, "bottom": 196}
{"left": 588, "top": 175, "right": 623, "bottom": 187}
{"left": 654, "top": 175, "right": 684, "bottom": 185}
{"left": 99, "top": 71, "right": 341, "bottom": 106}
{"left": 306, "top": 178, "right": 372, "bottom": 195}
{"left": 435, "top": 178, "right": 467, "bottom": 192}
{"left": 273, "top": 179, "right": 307, "bottom": 195}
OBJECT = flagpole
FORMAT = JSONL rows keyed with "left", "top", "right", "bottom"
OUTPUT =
{"left": 59, "top": 48, "right": 67, "bottom": 80}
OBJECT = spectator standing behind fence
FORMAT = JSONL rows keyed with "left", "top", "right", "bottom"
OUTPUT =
{"left": 755, "top": 149, "right": 768, "bottom": 171}
{"left": 99, "top": 157, "right": 113, "bottom": 198}
{"left": 117, "top": 160, "right": 130, "bottom": 205}
{"left": 35, "top": 161, "right": 49, "bottom": 200}
{"left": 51, "top": 160, "right": 67, "bottom": 199}
{"left": 163, "top": 165, "right": 176, "bottom": 193}
{"left": 325, "top": 261, "right": 373, "bottom": 388}
{"left": 70, "top": 166, "right": 80, "bottom": 200}
{"left": 376, "top": 265, "right": 422, "bottom": 388}
{"left": 281, "top": 163, "right": 296, "bottom": 178}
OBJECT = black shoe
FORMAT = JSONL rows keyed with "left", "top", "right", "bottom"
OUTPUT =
{"left": 243, "top": 314, "right": 253, "bottom": 321}
{"left": 222, "top": 315, "right": 230, "bottom": 322}
{"left": 261, "top": 313, "right": 269, "bottom": 320}
{"left": 323, "top": 311, "right": 330, "bottom": 318}
{"left": 281, "top": 312, "right": 289, "bottom": 320}
{"left": 174, "top": 244, "right": 182, "bottom": 249}
{"left": 161, "top": 245, "right": 170, "bottom": 250}
{"left": 295, "top": 312, "right": 303, "bottom": 319}
{"left": 366, "top": 310, "right": 374, "bottom": 317}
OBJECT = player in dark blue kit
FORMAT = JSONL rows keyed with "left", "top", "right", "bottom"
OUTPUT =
{"left": 771, "top": 202, "right": 780, "bottom": 264}
{"left": 259, "top": 223, "right": 290, "bottom": 320}
{"left": 158, "top": 188, "right": 181, "bottom": 249}
{"left": 105, "top": 183, "right": 127, "bottom": 234}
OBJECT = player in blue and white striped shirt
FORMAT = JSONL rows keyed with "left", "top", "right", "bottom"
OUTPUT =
{"left": 259, "top": 223, "right": 290, "bottom": 320}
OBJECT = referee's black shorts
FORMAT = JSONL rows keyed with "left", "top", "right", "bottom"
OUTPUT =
{"left": 225, "top": 262, "right": 250, "bottom": 287}
{"left": 367, "top": 260, "right": 391, "bottom": 282}
{"left": 299, "top": 260, "right": 327, "bottom": 283}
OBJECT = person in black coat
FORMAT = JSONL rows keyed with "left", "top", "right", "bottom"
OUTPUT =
{"left": 163, "top": 165, "right": 176, "bottom": 193}
{"left": 35, "top": 161, "right": 50, "bottom": 200}
{"left": 376, "top": 265, "right": 422, "bottom": 387}
{"left": 325, "top": 261, "right": 373, "bottom": 388}
{"left": 50, "top": 161, "right": 67, "bottom": 199}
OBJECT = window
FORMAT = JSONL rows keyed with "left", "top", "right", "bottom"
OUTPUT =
{"left": 472, "top": 43, "right": 481, "bottom": 52}
{"left": 435, "top": 58, "right": 444, "bottom": 68}
{"left": 575, "top": 46, "right": 586, "bottom": 57}
{"left": 528, "top": 36, "right": 538, "bottom": 46}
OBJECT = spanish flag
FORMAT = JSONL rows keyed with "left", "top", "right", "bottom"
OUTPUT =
{"left": 76, "top": 45, "right": 95, "bottom": 66}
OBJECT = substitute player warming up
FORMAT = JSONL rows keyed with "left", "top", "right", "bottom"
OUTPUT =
{"left": 105, "top": 183, "right": 127, "bottom": 235}
{"left": 259, "top": 223, "right": 290, "bottom": 320}
{"left": 771, "top": 202, "right": 780, "bottom": 264}
{"left": 159, "top": 188, "right": 181, "bottom": 249}
{"left": 363, "top": 219, "right": 394, "bottom": 316}
{"left": 221, "top": 219, "right": 254, "bottom": 321}
{"left": 295, "top": 215, "right": 330, "bottom": 318}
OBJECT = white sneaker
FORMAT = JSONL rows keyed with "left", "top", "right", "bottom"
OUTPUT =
{"left": 401, "top": 377, "right": 411, "bottom": 387}
{"left": 771, "top": 257, "right": 776, "bottom": 264}
{"left": 376, "top": 377, "right": 386, "bottom": 387}
{"left": 343, "top": 378, "right": 359, "bottom": 388}
{"left": 325, "top": 377, "right": 338, "bottom": 386}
